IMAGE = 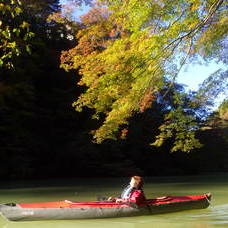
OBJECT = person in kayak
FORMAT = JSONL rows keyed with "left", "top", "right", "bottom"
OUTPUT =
{"left": 108, "top": 176, "right": 146, "bottom": 205}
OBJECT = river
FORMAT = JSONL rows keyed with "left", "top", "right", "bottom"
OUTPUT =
{"left": 0, "top": 175, "right": 228, "bottom": 228}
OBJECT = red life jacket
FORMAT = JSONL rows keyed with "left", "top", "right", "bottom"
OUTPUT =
{"left": 126, "top": 189, "right": 146, "bottom": 205}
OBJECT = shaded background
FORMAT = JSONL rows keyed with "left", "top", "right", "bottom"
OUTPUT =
{"left": 0, "top": 0, "right": 227, "bottom": 181}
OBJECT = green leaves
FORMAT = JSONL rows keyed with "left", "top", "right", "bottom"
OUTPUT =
{"left": 152, "top": 106, "right": 202, "bottom": 153}
{"left": 0, "top": 0, "right": 34, "bottom": 68}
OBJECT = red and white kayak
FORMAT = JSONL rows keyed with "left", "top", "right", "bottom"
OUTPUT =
{"left": 0, "top": 193, "right": 211, "bottom": 221}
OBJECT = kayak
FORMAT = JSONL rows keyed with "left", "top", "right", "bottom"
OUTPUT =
{"left": 0, "top": 193, "right": 211, "bottom": 221}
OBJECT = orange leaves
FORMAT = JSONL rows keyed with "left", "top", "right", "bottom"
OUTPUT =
{"left": 60, "top": 48, "right": 78, "bottom": 71}
{"left": 139, "top": 89, "right": 156, "bottom": 113}
{"left": 60, "top": 5, "right": 127, "bottom": 77}
{"left": 120, "top": 128, "right": 128, "bottom": 139}
{"left": 80, "top": 7, "right": 110, "bottom": 25}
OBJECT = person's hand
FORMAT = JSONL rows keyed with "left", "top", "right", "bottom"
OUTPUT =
{"left": 107, "top": 196, "right": 116, "bottom": 202}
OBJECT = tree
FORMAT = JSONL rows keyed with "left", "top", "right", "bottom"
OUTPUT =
{"left": 60, "top": 0, "right": 227, "bottom": 152}
{"left": 0, "top": 0, "right": 79, "bottom": 179}
{"left": 0, "top": 0, "right": 82, "bottom": 69}
{"left": 0, "top": 0, "right": 34, "bottom": 68}
{"left": 196, "top": 69, "right": 228, "bottom": 107}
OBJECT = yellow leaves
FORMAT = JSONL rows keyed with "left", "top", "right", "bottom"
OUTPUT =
{"left": 147, "top": 60, "right": 160, "bottom": 72}
{"left": 92, "top": 96, "right": 134, "bottom": 142}
{"left": 0, "top": 3, "right": 4, "bottom": 10}
{"left": 6, "top": 41, "right": 16, "bottom": 48}
{"left": 47, "top": 12, "right": 66, "bottom": 24}
{"left": 20, "top": 21, "right": 30, "bottom": 29}
{"left": 219, "top": 16, "right": 228, "bottom": 27}
{"left": 14, "top": 6, "right": 22, "bottom": 15}
{"left": 188, "top": 20, "right": 198, "bottom": 29}
{"left": 190, "top": 0, "right": 200, "bottom": 11}
{"left": 190, "top": 4, "right": 199, "bottom": 11}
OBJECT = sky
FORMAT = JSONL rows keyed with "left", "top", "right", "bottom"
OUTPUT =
{"left": 178, "top": 60, "right": 226, "bottom": 108}
{"left": 60, "top": 0, "right": 227, "bottom": 107}
{"left": 178, "top": 59, "right": 226, "bottom": 91}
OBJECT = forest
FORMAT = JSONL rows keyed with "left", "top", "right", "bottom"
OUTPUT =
{"left": 0, "top": 0, "right": 227, "bottom": 180}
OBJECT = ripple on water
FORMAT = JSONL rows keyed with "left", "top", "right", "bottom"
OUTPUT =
{"left": 190, "top": 204, "right": 228, "bottom": 225}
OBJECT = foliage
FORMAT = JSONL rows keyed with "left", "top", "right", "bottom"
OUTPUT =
{"left": 0, "top": 0, "right": 34, "bottom": 68}
{"left": 1, "top": 0, "right": 228, "bottom": 179}
{"left": 61, "top": 0, "right": 227, "bottom": 152}
{"left": 152, "top": 94, "right": 203, "bottom": 152}
{"left": 0, "top": 0, "right": 81, "bottom": 179}
{"left": 218, "top": 99, "right": 228, "bottom": 120}
{"left": 196, "top": 69, "right": 228, "bottom": 106}
{"left": 20, "top": 0, "right": 60, "bottom": 17}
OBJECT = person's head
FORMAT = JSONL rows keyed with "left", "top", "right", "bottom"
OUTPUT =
{"left": 130, "top": 176, "right": 144, "bottom": 189}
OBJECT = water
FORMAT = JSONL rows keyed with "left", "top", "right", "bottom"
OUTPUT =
{"left": 1, "top": 175, "right": 228, "bottom": 228}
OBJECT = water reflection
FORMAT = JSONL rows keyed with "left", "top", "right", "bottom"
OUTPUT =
{"left": 2, "top": 219, "right": 214, "bottom": 228}
{"left": 191, "top": 204, "right": 228, "bottom": 225}
{"left": 0, "top": 212, "right": 218, "bottom": 228}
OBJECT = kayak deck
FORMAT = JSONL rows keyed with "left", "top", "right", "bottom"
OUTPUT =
{"left": 18, "top": 194, "right": 211, "bottom": 209}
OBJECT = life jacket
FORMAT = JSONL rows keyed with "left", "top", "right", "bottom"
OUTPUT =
{"left": 121, "top": 185, "right": 133, "bottom": 199}
{"left": 120, "top": 186, "right": 146, "bottom": 205}
{"left": 128, "top": 189, "right": 146, "bottom": 205}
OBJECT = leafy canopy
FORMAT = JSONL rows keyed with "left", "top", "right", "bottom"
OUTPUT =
{"left": 61, "top": 0, "right": 227, "bottom": 152}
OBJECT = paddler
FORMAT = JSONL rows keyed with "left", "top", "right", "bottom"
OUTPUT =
{"left": 108, "top": 176, "right": 146, "bottom": 205}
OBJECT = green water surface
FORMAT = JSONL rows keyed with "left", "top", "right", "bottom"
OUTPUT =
{"left": 1, "top": 175, "right": 228, "bottom": 228}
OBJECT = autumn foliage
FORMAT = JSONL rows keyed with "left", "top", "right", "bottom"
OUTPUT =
{"left": 60, "top": 0, "right": 227, "bottom": 152}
